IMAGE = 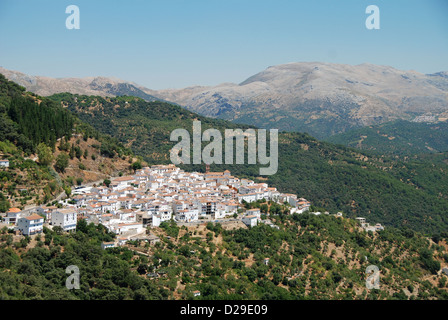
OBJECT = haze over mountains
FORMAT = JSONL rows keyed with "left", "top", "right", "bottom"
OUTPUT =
{"left": 2, "top": 62, "right": 448, "bottom": 139}
{"left": 0, "top": 67, "right": 162, "bottom": 103}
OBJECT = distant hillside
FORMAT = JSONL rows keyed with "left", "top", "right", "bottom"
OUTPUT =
{"left": 48, "top": 93, "right": 448, "bottom": 235}
{"left": 0, "top": 67, "right": 163, "bottom": 103}
{"left": 0, "top": 74, "right": 135, "bottom": 210}
{"left": 326, "top": 120, "right": 448, "bottom": 156}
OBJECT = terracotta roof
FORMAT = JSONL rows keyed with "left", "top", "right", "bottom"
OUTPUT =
{"left": 118, "top": 223, "right": 141, "bottom": 227}
{"left": 25, "top": 214, "right": 43, "bottom": 221}
{"left": 114, "top": 176, "right": 135, "bottom": 181}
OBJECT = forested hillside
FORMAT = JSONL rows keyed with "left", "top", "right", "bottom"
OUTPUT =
{"left": 327, "top": 120, "right": 448, "bottom": 156}
{"left": 49, "top": 93, "right": 254, "bottom": 164}
{"left": 230, "top": 133, "right": 448, "bottom": 236}
{"left": 48, "top": 93, "right": 448, "bottom": 236}
{"left": 1, "top": 214, "right": 447, "bottom": 300}
{"left": 0, "top": 74, "right": 135, "bottom": 209}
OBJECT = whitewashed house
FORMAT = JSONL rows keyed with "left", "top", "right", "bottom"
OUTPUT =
{"left": 237, "top": 193, "right": 258, "bottom": 204}
{"left": 242, "top": 215, "right": 258, "bottom": 227}
{"left": 115, "top": 222, "right": 144, "bottom": 235}
{"left": 246, "top": 208, "right": 261, "bottom": 219}
{"left": 175, "top": 209, "right": 199, "bottom": 222}
{"left": 52, "top": 209, "right": 77, "bottom": 232}
{"left": 3, "top": 208, "right": 23, "bottom": 225}
{"left": 16, "top": 214, "right": 44, "bottom": 236}
{"left": 0, "top": 160, "right": 9, "bottom": 168}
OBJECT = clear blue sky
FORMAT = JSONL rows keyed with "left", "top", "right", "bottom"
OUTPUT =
{"left": 0, "top": 0, "right": 447, "bottom": 89}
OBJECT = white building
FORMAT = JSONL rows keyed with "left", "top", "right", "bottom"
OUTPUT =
{"left": 175, "top": 209, "right": 199, "bottom": 222}
{"left": 3, "top": 208, "right": 23, "bottom": 225}
{"left": 237, "top": 193, "right": 259, "bottom": 203}
{"left": 152, "top": 214, "right": 161, "bottom": 227}
{"left": 16, "top": 214, "right": 44, "bottom": 236}
{"left": 246, "top": 208, "right": 261, "bottom": 219}
{"left": 101, "top": 242, "right": 116, "bottom": 250}
{"left": 242, "top": 215, "right": 258, "bottom": 228}
{"left": 36, "top": 206, "right": 58, "bottom": 223}
{"left": 52, "top": 209, "right": 77, "bottom": 232}
{"left": 113, "top": 222, "right": 144, "bottom": 235}
{"left": 111, "top": 176, "right": 137, "bottom": 191}
{"left": 0, "top": 160, "right": 9, "bottom": 168}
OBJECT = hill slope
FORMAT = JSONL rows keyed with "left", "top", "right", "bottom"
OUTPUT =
{"left": 326, "top": 120, "right": 448, "bottom": 156}
{"left": 48, "top": 93, "right": 448, "bottom": 235}
{"left": 0, "top": 67, "right": 163, "bottom": 103}
{"left": 0, "top": 74, "right": 135, "bottom": 210}
{"left": 1, "top": 214, "right": 448, "bottom": 300}
{"left": 48, "top": 93, "right": 254, "bottom": 164}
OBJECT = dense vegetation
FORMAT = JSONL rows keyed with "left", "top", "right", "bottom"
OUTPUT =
{"left": 0, "top": 74, "right": 134, "bottom": 209}
{"left": 1, "top": 214, "right": 447, "bottom": 300}
{"left": 0, "top": 144, "right": 64, "bottom": 207}
{"left": 0, "top": 74, "right": 131, "bottom": 158}
{"left": 0, "top": 221, "right": 167, "bottom": 299}
{"left": 0, "top": 74, "right": 74, "bottom": 154}
{"left": 49, "top": 93, "right": 254, "bottom": 163}
{"left": 50, "top": 93, "right": 448, "bottom": 236}
{"left": 227, "top": 99, "right": 362, "bottom": 140}
{"left": 207, "top": 133, "right": 448, "bottom": 236}
{"left": 326, "top": 120, "right": 448, "bottom": 156}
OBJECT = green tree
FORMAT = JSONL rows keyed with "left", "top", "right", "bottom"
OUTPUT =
{"left": 63, "top": 185, "right": 71, "bottom": 198}
{"left": 69, "top": 144, "right": 75, "bottom": 159}
{"left": 132, "top": 161, "right": 142, "bottom": 172}
{"left": 54, "top": 153, "right": 69, "bottom": 173}
{"left": 103, "top": 179, "right": 111, "bottom": 187}
{"left": 36, "top": 143, "right": 53, "bottom": 166}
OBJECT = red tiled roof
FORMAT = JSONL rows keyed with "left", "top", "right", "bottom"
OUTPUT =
{"left": 25, "top": 214, "right": 43, "bottom": 221}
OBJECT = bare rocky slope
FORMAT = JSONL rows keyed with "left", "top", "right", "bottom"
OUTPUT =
{"left": 148, "top": 62, "right": 448, "bottom": 138}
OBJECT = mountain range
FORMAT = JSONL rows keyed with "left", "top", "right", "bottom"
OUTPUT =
{"left": 2, "top": 62, "right": 448, "bottom": 139}
{"left": 0, "top": 67, "right": 162, "bottom": 103}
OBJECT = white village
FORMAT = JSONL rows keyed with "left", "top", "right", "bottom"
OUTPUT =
{"left": 0, "top": 165, "right": 311, "bottom": 241}
{"left": 0, "top": 164, "right": 384, "bottom": 248}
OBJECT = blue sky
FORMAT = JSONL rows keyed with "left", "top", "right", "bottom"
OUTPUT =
{"left": 0, "top": 0, "right": 447, "bottom": 89}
